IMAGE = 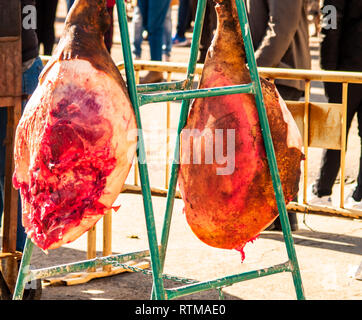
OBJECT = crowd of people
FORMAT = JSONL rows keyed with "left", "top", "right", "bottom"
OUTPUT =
{"left": 0, "top": 1, "right": 361, "bottom": 285}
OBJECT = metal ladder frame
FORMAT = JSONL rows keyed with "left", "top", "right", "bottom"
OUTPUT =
{"left": 13, "top": 0, "right": 305, "bottom": 300}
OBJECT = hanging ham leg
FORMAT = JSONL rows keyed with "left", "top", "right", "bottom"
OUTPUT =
{"left": 178, "top": 0, "right": 303, "bottom": 259}
{"left": 13, "top": 0, "right": 137, "bottom": 251}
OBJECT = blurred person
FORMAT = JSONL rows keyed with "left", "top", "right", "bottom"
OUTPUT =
{"left": 247, "top": 0, "right": 311, "bottom": 101}
{"left": 246, "top": 0, "right": 311, "bottom": 231}
{"left": 35, "top": 0, "right": 59, "bottom": 55}
{"left": 131, "top": 4, "right": 173, "bottom": 61}
{"left": 137, "top": 0, "right": 171, "bottom": 83}
{"left": 131, "top": 4, "right": 144, "bottom": 59}
{"left": 308, "top": 0, "right": 362, "bottom": 209}
{"left": 163, "top": 5, "right": 173, "bottom": 61}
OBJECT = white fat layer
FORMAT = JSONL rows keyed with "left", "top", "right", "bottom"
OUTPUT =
{"left": 56, "top": 60, "right": 138, "bottom": 207}
{"left": 16, "top": 59, "right": 137, "bottom": 250}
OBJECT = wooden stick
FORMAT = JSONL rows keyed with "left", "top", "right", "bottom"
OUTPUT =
{"left": 87, "top": 226, "right": 96, "bottom": 272}
{"left": 165, "top": 71, "right": 172, "bottom": 189}
{"left": 102, "top": 212, "right": 112, "bottom": 272}
{"left": 2, "top": 98, "right": 21, "bottom": 292}
{"left": 340, "top": 83, "right": 348, "bottom": 208}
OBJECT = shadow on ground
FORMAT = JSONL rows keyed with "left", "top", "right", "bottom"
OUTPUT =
{"left": 260, "top": 228, "right": 362, "bottom": 256}
{"left": 1, "top": 242, "right": 241, "bottom": 300}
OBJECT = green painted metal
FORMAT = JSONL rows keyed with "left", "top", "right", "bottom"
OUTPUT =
{"left": 234, "top": 0, "right": 305, "bottom": 300}
{"left": 12, "top": 0, "right": 305, "bottom": 301}
{"left": 151, "top": 0, "right": 208, "bottom": 300}
{"left": 137, "top": 80, "right": 186, "bottom": 93}
{"left": 12, "top": 238, "right": 153, "bottom": 300}
{"left": 115, "top": 0, "right": 166, "bottom": 300}
{"left": 165, "top": 261, "right": 292, "bottom": 300}
{"left": 32, "top": 249, "right": 152, "bottom": 279}
{"left": 139, "top": 83, "right": 255, "bottom": 105}
{"left": 13, "top": 238, "right": 34, "bottom": 300}
{"left": 218, "top": 288, "right": 225, "bottom": 300}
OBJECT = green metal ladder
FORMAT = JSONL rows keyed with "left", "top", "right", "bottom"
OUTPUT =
{"left": 13, "top": 0, "right": 305, "bottom": 300}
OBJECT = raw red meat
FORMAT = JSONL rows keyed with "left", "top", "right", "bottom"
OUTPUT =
{"left": 178, "top": 0, "right": 303, "bottom": 259}
{"left": 13, "top": 0, "right": 137, "bottom": 250}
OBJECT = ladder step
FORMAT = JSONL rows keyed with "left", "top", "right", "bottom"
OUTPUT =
{"left": 139, "top": 83, "right": 255, "bottom": 105}
{"left": 30, "top": 249, "right": 153, "bottom": 280}
{"left": 165, "top": 261, "right": 292, "bottom": 300}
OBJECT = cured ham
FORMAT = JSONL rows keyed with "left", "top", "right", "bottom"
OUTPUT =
{"left": 178, "top": 0, "right": 303, "bottom": 258}
{"left": 13, "top": 0, "right": 137, "bottom": 250}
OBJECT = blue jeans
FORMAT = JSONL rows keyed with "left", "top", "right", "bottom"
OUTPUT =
{"left": 132, "top": 5, "right": 172, "bottom": 58}
{"left": 137, "top": 0, "right": 171, "bottom": 61}
{"left": 66, "top": 0, "right": 75, "bottom": 11}
{"left": 0, "top": 57, "right": 43, "bottom": 251}
{"left": 163, "top": 6, "right": 172, "bottom": 56}
{"left": 132, "top": 5, "right": 144, "bottom": 58}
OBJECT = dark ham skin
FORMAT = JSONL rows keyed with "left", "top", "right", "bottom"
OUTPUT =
{"left": 13, "top": 0, "right": 137, "bottom": 251}
{"left": 178, "top": 0, "right": 303, "bottom": 259}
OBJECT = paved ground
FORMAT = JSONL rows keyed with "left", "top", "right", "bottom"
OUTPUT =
{"left": 1, "top": 1, "right": 361, "bottom": 301}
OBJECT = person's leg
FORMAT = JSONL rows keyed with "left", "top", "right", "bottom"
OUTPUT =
{"left": 314, "top": 82, "right": 342, "bottom": 196}
{"left": 22, "top": 58, "right": 43, "bottom": 107}
{"left": 186, "top": 0, "right": 196, "bottom": 30}
{"left": 137, "top": 0, "right": 148, "bottom": 27}
{"left": 314, "top": 82, "right": 357, "bottom": 197}
{"left": 139, "top": 0, "right": 170, "bottom": 83}
{"left": 175, "top": 0, "right": 191, "bottom": 39}
{"left": 346, "top": 84, "right": 362, "bottom": 201}
{"left": 163, "top": 6, "right": 172, "bottom": 60}
{"left": 198, "top": 0, "right": 216, "bottom": 63}
{"left": 314, "top": 149, "right": 341, "bottom": 196}
{"left": 132, "top": 5, "right": 144, "bottom": 58}
{"left": 147, "top": 0, "right": 170, "bottom": 61}
{"left": 276, "top": 84, "right": 304, "bottom": 101}
{"left": 104, "top": 5, "right": 115, "bottom": 52}
{"left": 353, "top": 112, "right": 362, "bottom": 201}
{"left": 35, "top": 0, "right": 45, "bottom": 51}
{"left": 41, "top": 0, "right": 58, "bottom": 55}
